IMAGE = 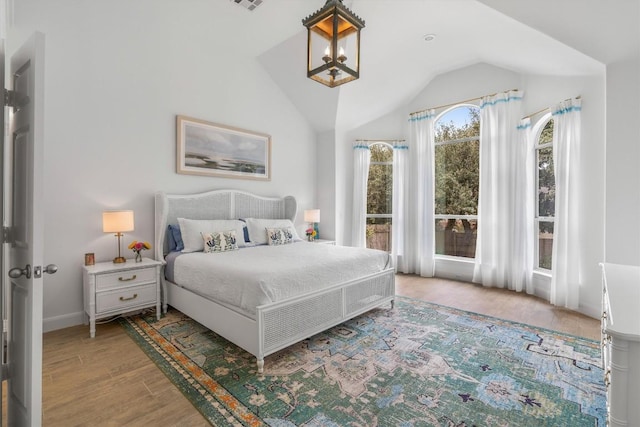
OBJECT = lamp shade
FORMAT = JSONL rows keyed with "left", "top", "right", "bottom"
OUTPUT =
{"left": 304, "top": 209, "right": 320, "bottom": 223}
{"left": 102, "top": 210, "right": 134, "bottom": 233}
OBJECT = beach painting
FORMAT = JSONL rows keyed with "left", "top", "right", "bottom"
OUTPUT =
{"left": 177, "top": 115, "right": 271, "bottom": 180}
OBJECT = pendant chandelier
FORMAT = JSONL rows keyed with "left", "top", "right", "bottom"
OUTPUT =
{"left": 302, "top": 0, "right": 365, "bottom": 88}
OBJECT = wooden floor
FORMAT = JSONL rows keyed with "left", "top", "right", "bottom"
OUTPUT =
{"left": 42, "top": 275, "right": 599, "bottom": 426}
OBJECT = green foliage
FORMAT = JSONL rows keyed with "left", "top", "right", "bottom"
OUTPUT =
{"left": 537, "top": 120, "right": 555, "bottom": 227}
{"left": 366, "top": 144, "right": 393, "bottom": 218}
{"left": 434, "top": 107, "right": 480, "bottom": 215}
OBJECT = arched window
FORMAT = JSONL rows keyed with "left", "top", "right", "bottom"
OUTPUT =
{"left": 535, "top": 117, "right": 554, "bottom": 270}
{"left": 366, "top": 143, "right": 393, "bottom": 251}
{"left": 434, "top": 105, "right": 480, "bottom": 258}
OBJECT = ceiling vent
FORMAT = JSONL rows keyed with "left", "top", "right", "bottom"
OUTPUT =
{"left": 231, "top": 0, "right": 264, "bottom": 11}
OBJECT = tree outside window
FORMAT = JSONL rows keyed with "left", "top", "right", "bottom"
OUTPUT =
{"left": 536, "top": 118, "right": 554, "bottom": 270}
{"left": 366, "top": 143, "right": 392, "bottom": 251}
{"left": 434, "top": 106, "right": 480, "bottom": 258}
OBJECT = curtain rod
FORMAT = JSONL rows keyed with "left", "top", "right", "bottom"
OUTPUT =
{"left": 409, "top": 89, "right": 519, "bottom": 116}
{"left": 521, "top": 95, "right": 581, "bottom": 120}
{"left": 355, "top": 139, "right": 406, "bottom": 142}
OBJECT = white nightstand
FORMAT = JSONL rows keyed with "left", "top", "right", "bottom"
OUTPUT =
{"left": 83, "top": 257, "right": 163, "bottom": 337}
{"left": 312, "top": 239, "right": 336, "bottom": 245}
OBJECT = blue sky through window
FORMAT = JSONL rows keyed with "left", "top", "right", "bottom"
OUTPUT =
{"left": 439, "top": 106, "right": 477, "bottom": 128}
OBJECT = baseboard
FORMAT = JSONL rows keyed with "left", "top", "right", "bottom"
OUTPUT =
{"left": 578, "top": 301, "right": 601, "bottom": 320}
{"left": 43, "top": 311, "right": 85, "bottom": 333}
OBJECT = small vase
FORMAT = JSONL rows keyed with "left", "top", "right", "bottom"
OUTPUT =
{"left": 135, "top": 252, "right": 142, "bottom": 262}
{"left": 307, "top": 235, "right": 314, "bottom": 242}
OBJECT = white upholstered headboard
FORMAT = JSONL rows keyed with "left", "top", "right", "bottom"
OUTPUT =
{"left": 154, "top": 189, "right": 297, "bottom": 259}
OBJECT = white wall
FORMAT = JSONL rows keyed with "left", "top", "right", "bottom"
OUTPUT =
{"left": 317, "top": 130, "right": 336, "bottom": 241}
{"left": 9, "top": 0, "right": 317, "bottom": 331}
{"left": 605, "top": 57, "right": 640, "bottom": 266}
{"left": 338, "top": 63, "right": 606, "bottom": 317}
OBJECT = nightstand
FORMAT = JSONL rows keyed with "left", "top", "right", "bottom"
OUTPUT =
{"left": 83, "top": 257, "right": 162, "bottom": 337}
{"left": 313, "top": 239, "right": 336, "bottom": 245}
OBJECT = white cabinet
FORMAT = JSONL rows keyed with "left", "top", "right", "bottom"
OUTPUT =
{"left": 601, "top": 263, "right": 640, "bottom": 427}
{"left": 83, "top": 258, "right": 162, "bottom": 337}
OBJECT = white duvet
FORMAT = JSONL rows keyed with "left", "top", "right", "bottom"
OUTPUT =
{"left": 171, "top": 241, "right": 392, "bottom": 318}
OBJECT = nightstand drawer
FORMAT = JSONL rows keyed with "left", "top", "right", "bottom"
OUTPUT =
{"left": 95, "top": 267, "right": 156, "bottom": 291}
{"left": 96, "top": 283, "right": 157, "bottom": 314}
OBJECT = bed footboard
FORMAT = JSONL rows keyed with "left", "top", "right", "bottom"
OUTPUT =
{"left": 256, "top": 267, "right": 395, "bottom": 372}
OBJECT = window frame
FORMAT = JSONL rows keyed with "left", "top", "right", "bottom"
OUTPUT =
{"left": 433, "top": 104, "right": 480, "bottom": 260}
{"left": 533, "top": 113, "right": 555, "bottom": 272}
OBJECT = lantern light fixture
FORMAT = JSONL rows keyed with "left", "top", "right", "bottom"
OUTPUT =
{"left": 302, "top": 0, "right": 365, "bottom": 88}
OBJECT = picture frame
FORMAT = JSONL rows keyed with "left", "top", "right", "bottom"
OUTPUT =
{"left": 176, "top": 115, "right": 271, "bottom": 181}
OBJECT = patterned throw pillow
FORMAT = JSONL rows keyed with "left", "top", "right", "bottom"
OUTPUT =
{"left": 266, "top": 227, "right": 294, "bottom": 245}
{"left": 202, "top": 230, "right": 239, "bottom": 253}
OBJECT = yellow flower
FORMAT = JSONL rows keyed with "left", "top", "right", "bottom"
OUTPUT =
{"left": 128, "top": 241, "right": 152, "bottom": 252}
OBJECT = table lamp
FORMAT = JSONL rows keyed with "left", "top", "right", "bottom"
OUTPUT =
{"left": 103, "top": 210, "right": 134, "bottom": 263}
{"left": 304, "top": 209, "right": 320, "bottom": 240}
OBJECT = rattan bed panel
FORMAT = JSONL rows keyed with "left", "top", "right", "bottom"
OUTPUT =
{"left": 235, "top": 192, "right": 285, "bottom": 219}
{"left": 261, "top": 289, "right": 343, "bottom": 353}
{"left": 345, "top": 273, "right": 395, "bottom": 316}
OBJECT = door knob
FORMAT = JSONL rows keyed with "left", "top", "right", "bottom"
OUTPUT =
{"left": 33, "top": 264, "right": 58, "bottom": 278}
{"left": 9, "top": 264, "right": 31, "bottom": 279}
{"left": 43, "top": 264, "right": 58, "bottom": 274}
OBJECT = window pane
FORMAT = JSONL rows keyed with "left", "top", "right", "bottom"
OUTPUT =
{"left": 538, "top": 146, "right": 555, "bottom": 217}
{"left": 367, "top": 144, "right": 392, "bottom": 216}
{"left": 539, "top": 119, "right": 553, "bottom": 145}
{"left": 435, "top": 140, "right": 479, "bottom": 215}
{"left": 370, "top": 143, "right": 393, "bottom": 162}
{"left": 435, "top": 107, "right": 480, "bottom": 143}
{"left": 366, "top": 217, "right": 391, "bottom": 252}
{"left": 367, "top": 163, "right": 392, "bottom": 215}
{"left": 538, "top": 221, "right": 554, "bottom": 270}
{"left": 434, "top": 218, "right": 477, "bottom": 258}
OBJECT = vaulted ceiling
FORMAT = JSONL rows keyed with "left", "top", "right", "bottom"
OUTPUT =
{"left": 239, "top": 0, "right": 638, "bottom": 132}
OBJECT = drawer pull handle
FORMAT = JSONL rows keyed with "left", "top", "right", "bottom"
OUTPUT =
{"left": 118, "top": 275, "right": 137, "bottom": 282}
{"left": 119, "top": 294, "right": 138, "bottom": 302}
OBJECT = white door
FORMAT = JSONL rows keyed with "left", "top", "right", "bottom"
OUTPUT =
{"left": 2, "top": 32, "right": 47, "bottom": 427}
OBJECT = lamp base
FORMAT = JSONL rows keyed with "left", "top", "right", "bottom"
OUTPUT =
{"left": 113, "top": 256, "right": 127, "bottom": 264}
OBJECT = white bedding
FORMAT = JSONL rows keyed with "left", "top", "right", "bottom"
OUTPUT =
{"left": 171, "top": 241, "right": 392, "bottom": 318}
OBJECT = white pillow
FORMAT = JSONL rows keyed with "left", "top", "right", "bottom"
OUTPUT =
{"left": 244, "top": 218, "right": 300, "bottom": 245}
{"left": 178, "top": 218, "right": 246, "bottom": 252}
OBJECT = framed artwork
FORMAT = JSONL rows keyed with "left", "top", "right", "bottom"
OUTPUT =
{"left": 176, "top": 115, "right": 271, "bottom": 181}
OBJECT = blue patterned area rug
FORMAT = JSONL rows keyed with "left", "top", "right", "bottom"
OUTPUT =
{"left": 121, "top": 297, "right": 606, "bottom": 426}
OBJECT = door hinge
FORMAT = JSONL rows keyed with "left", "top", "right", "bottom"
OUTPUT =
{"left": 4, "top": 88, "right": 29, "bottom": 110}
{"left": 2, "top": 320, "right": 7, "bottom": 378}
{"left": 2, "top": 226, "right": 12, "bottom": 244}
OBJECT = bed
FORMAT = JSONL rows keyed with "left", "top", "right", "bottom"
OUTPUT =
{"left": 154, "top": 189, "right": 395, "bottom": 373}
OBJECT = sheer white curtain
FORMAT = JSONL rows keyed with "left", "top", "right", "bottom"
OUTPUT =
{"left": 550, "top": 98, "right": 582, "bottom": 309}
{"left": 512, "top": 118, "right": 535, "bottom": 293}
{"left": 399, "top": 110, "right": 436, "bottom": 276}
{"left": 391, "top": 140, "right": 409, "bottom": 272}
{"left": 351, "top": 142, "right": 370, "bottom": 248}
{"left": 473, "top": 90, "right": 525, "bottom": 288}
